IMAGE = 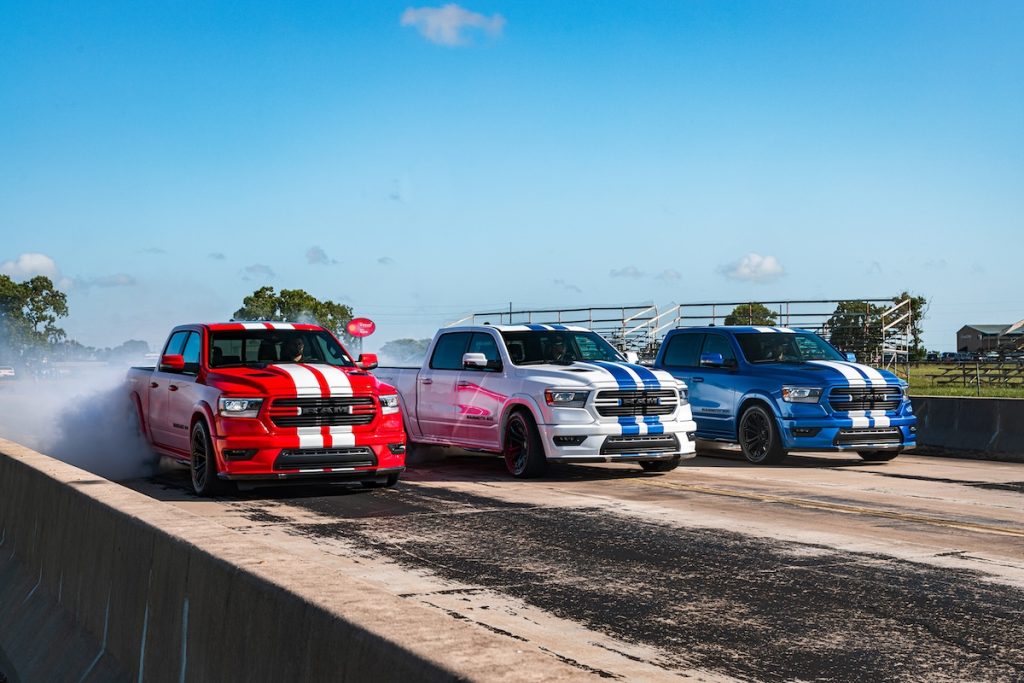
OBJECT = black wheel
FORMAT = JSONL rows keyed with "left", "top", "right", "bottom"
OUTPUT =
{"left": 640, "top": 456, "right": 681, "bottom": 472}
{"left": 362, "top": 472, "right": 401, "bottom": 488}
{"left": 738, "top": 405, "right": 787, "bottom": 465}
{"left": 502, "top": 411, "right": 547, "bottom": 478}
{"left": 190, "top": 421, "right": 226, "bottom": 496}
{"left": 857, "top": 451, "right": 899, "bottom": 462}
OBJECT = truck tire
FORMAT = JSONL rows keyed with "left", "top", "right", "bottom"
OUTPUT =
{"left": 190, "top": 421, "right": 226, "bottom": 496}
{"left": 502, "top": 411, "right": 547, "bottom": 478}
{"left": 639, "top": 456, "right": 681, "bottom": 472}
{"left": 738, "top": 405, "right": 787, "bottom": 465}
{"left": 857, "top": 451, "right": 899, "bottom": 462}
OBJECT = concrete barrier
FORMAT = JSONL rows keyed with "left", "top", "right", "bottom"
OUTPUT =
{"left": 911, "top": 396, "right": 1024, "bottom": 462}
{"left": 0, "top": 438, "right": 581, "bottom": 682}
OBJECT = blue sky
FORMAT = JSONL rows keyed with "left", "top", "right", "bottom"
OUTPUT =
{"left": 2, "top": 1, "right": 1021, "bottom": 352}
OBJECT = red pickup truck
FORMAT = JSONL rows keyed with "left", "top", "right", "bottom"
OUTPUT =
{"left": 127, "top": 322, "right": 406, "bottom": 495}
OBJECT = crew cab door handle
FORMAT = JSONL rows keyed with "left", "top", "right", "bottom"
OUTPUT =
{"left": 456, "top": 381, "right": 471, "bottom": 388}
{"left": 169, "top": 385, "right": 179, "bottom": 392}
{"left": 419, "top": 378, "right": 433, "bottom": 385}
{"left": 692, "top": 377, "right": 705, "bottom": 383}
{"left": 150, "top": 382, "right": 159, "bottom": 389}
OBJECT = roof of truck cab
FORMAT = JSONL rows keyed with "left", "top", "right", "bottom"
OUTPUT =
{"left": 461, "top": 323, "right": 593, "bottom": 332}
{"left": 202, "top": 322, "right": 326, "bottom": 332}
{"left": 671, "top": 325, "right": 809, "bottom": 334}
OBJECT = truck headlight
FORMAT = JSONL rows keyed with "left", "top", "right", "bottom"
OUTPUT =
{"left": 380, "top": 394, "right": 400, "bottom": 415}
{"left": 218, "top": 397, "right": 263, "bottom": 418}
{"left": 781, "top": 386, "right": 823, "bottom": 404}
{"left": 544, "top": 390, "right": 589, "bottom": 408}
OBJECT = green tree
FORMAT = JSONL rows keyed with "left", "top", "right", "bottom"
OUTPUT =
{"left": 0, "top": 275, "right": 69, "bottom": 357}
{"left": 233, "top": 287, "right": 354, "bottom": 340}
{"left": 825, "top": 300, "right": 884, "bottom": 360}
{"left": 724, "top": 303, "right": 778, "bottom": 326}
{"left": 379, "top": 338, "right": 431, "bottom": 365}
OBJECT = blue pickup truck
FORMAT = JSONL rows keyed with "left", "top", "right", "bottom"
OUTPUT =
{"left": 652, "top": 326, "right": 916, "bottom": 464}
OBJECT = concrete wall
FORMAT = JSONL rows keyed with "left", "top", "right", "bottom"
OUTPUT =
{"left": 0, "top": 438, "right": 581, "bottom": 682}
{"left": 911, "top": 396, "right": 1024, "bottom": 462}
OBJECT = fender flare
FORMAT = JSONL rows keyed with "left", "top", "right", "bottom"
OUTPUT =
{"left": 735, "top": 392, "right": 781, "bottom": 436}
{"left": 129, "top": 391, "right": 152, "bottom": 444}
{"left": 498, "top": 395, "right": 546, "bottom": 452}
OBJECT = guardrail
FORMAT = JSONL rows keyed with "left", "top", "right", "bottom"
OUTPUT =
{"left": 912, "top": 396, "right": 1024, "bottom": 461}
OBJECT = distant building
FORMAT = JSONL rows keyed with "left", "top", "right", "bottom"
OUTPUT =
{"left": 957, "top": 322, "right": 1024, "bottom": 352}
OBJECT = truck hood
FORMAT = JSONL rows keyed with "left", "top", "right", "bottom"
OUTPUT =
{"left": 751, "top": 360, "right": 902, "bottom": 387}
{"left": 520, "top": 360, "right": 682, "bottom": 391}
{"left": 206, "top": 364, "right": 391, "bottom": 397}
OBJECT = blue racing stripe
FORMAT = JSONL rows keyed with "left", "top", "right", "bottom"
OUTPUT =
{"left": 586, "top": 361, "right": 638, "bottom": 389}
{"left": 525, "top": 324, "right": 548, "bottom": 331}
{"left": 622, "top": 363, "right": 662, "bottom": 390}
{"left": 549, "top": 323, "right": 568, "bottom": 330}
{"left": 618, "top": 417, "right": 641, "bottom": 435}
{"left": 642, "top": 415, "right": 664, "bottom": 435}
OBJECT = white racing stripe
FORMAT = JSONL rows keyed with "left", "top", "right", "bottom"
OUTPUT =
{"left": 772, "top": 327, "right": 796, "bottom": 333}
{"left": 309, "top": 365, "right": 353, "bottom": 395}
{"left": 268, "top": 322, "right": 295, "bottom": 329}
{"left": 808, "top": 361, "right": 867, "bottom": 386}
{"left": 296, "top": 427, "right": 325, "bottom": 448}
{"left": 272, "top": 364, "right": 323, "bottom": 395}
{"left": 753, "top": 326, "right": 776, "bottom": 333}
{"left": 839, "top": 361, "right": 889, "bottom": 387}
{"left": 847, "top": 410, "right": 871, "bottom": 428}
{"left": 869, "top": 411, "right": 891, "bottom": 427}
{"left": 240, "top": 323, "right": 268, "bottom": 330}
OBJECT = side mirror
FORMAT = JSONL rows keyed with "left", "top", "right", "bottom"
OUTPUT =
{"left": 845, "top": 353, "right": 857, "bottom": 363}
{"left": 160, "top": 354, "right": 185, "bottom": 373}
{"left": 462, "top": 352, "right": 488, "bottom": 369}
{"left": 624, "top": 351, "right": 640, "bottom": 364}
{"left": 699, "top": 352, "right": 725, "bottom": 368}
{"left": 357, "top": 353, "right": 378, "bottom": 370}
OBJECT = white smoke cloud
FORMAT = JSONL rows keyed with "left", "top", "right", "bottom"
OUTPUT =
{"left": 719, "top": 253, "right": 785, "bottom": 283}
{"left": 401, "top": 4, "right": 505, "bottom": 46}
{"left": 306, "top": 246, "right": 338, "bottom": 265}
{"left": 1, "top": 252, "right": 73, "bottom": 289}
{"left": 0, "top": 364, "right": 158, "bottom": 480}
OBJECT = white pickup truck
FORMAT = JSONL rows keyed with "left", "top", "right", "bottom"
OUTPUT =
{"left": 375, "top": 324, "right": 697, "bottom": 477}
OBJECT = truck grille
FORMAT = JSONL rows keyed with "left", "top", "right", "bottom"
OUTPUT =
{"left": 828, "top": 386, "right": 902, "bottom": 412}
{"left": 274, "top": 447, "right": 376, "bottom": 470}
{"left": 834, "top": 428, "right": 902, "bottom": 447}
{"left": 269, "top": 397, "right": 376, "bottom": 427}
{"left": 600, "top": 434, "right": 680, "bottom": 455}
{"left": 595, "top": 389, "right": 678, "bottom": 417}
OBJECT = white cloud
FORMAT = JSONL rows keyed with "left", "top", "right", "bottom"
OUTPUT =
{"left": 1, "top": 252, "right": 73, "bottom": 289}
{"left": 553, "top": 278, "right": 582, "bottom": 294}
{"left": 242, "top": 264, "right": 275, "bottom": 281}
{"left": 77, "top": 274, "right": 137, "bottom": 289}
{"left": 209, "top": 252, "right": 226, "bottom": 261}
{"left": 719, "top": 253, "right": 785, "bottom": 283}
{"left": 655, "top": 269, "right": 682, "bottom": 282}
{"left": 401, "top": 4, "right": 505, "bottom": 46}
{"left": 378, "top": 256, "right": 395, "bottom": 266}
{"left": 610, "top": 266, "right": 645, "bottom": 279}
{"left": 306, "top": 246, "right": 337, "bottom": 265}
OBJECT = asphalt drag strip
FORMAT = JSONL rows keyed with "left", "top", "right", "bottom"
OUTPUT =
{"left": 280, "top": 483, "right": 1024, "bottom": 683}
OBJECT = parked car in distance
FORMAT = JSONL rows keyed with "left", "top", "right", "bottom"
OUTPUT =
{"left": 376, "top": 324, "right": 697, "bottom": 477}
{"left": 127, "top": 322, "right": 406, "bottom": 495}
{"left": 0, "top": 365, "right": 15, "bottom": 381}
{"left": 652, "top": 326, "right": 916, "bottom": 465}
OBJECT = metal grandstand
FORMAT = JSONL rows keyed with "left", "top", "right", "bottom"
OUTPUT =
{"left": 449, "top": 297, "right": 915, "bottom": 374}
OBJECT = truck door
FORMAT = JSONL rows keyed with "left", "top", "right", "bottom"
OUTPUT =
{"left": 416, "top": 332, "right": 471, "bottom": 440}
{"left": 693, "top": 333, "right": 739, "bottom": 438}
{"left": 658, "top": 332, "right": 707, "bottom": 435}
{"left": 149, "top": 330, "right": 190, "bottom": 449}
{"left": 164, "top": 330, "right": 203, "bottom": 455}
{"left": 453, "top": 331, "right": 507, "bottom": 448}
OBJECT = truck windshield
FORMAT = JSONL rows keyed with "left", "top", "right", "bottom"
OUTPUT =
{"left": 500, "top": 330, "right": 624, "bottom": 365}
{"left": 209, "top": 329, "right": 355, "bottom": 368}
{"left": 736, "top": 332, "right": 846, "bottom": 364}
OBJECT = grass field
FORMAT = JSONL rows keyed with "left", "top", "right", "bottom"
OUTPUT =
{"left": 898, "top": 363, "right": 1024, "bottom": 398}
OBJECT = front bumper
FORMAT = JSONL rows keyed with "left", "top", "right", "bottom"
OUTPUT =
{"left": 779, "top": 417, "right": 917, "bottom": 452}
{"left": 536, "top": 419, "right": 698, "bottom": 462}
{"left": 211, "top": 413, "right": 406, "bottom": 480}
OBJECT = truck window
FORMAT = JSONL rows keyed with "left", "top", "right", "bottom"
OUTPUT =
{"left": 662, "top": 333, "right": 704, "bottom": 368}
{"left": 430, "top": 333, "right": 472, "bottom": 371}
{"left": 701, "top": 334, "right": 736, "bottom": 364}
{"left": 466, "top": 333, "right": 501, "bottom": 371}
{"left": 181, "top": 332, "right": 202, "bottom": 374}
{"left": 163, "top": 331, "right": 190, "bottom": 356}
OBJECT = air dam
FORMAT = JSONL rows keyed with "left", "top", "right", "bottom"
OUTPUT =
{"left": 0, "top": 438, "right": 582, "bottom": 682}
